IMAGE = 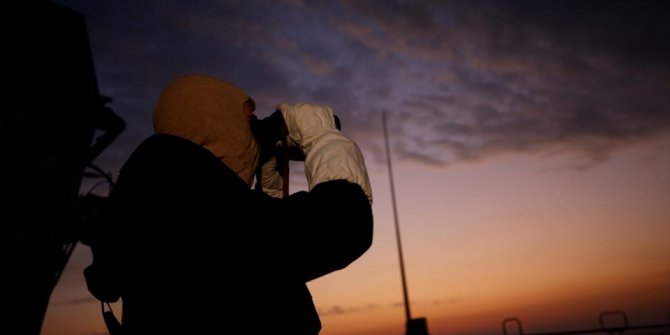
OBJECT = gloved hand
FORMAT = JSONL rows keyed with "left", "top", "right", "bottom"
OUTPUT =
{"left": 252, "top": 110, "right": 290, "bottom": 198}
{"left": 257, "top": 153, "right": 284, "bottom": 198}
{"left": 277, "top": 103, "right": 373, "bottom": 204}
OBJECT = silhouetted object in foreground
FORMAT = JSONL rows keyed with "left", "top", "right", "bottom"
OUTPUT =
{"left": 407, "top": 317, "right": 430, "bottom": 335}
{"left": 84, "top": 74, "right": 373, "bottom": 334}
{"left": 5, "top": 2, "right": 124, "bottom": 335}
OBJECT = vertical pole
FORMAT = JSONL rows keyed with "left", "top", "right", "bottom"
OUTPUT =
{"left": 382, "top": 111, "right": 412, "bottom": 323}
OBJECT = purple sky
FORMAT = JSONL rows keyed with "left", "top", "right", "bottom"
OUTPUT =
{"left": 52, "top": 0, "right": 669, "bottom": 174}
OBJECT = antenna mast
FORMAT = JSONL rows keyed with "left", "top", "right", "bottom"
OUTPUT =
{"left": 382, "top": 111, "right": 430, "bottom": 335}
{"left": 382, "top": 111, "right": 412, "bottom": 322}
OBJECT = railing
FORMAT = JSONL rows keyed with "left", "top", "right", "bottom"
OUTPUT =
{"left": 502, "top": 310, "right": 670, "bottom": 335}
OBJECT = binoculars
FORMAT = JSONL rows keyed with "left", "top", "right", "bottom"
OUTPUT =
{"left": 251, "top": 109, "right": 341, "bottom": 165}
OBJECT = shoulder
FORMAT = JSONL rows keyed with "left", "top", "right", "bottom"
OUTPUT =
{"left": 120, "top": 134, "right": 221, "bottom": 176}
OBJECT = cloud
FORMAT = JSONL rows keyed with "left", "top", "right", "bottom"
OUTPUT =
{"left": 318, "top": 298, "right": 457, "bottom": 317}
{"left": 54, "top": 0, "right": 670, "bottom": 174}
{"left": 318, "top": 303, "right": 381, "bottom": 316}
{"left": 345, "top": 0, "right": 670, "bottom": 168}
{"left": 54, "top": 296, "right": 98, "bottom": 306}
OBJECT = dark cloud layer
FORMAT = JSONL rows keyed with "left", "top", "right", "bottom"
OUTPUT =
{"left": 53, "top": 0, "right": 670, "bottom": 175}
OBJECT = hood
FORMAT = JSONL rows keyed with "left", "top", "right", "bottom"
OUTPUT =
{"left": 153, "top": 74, "right": 259, "bottom": 185}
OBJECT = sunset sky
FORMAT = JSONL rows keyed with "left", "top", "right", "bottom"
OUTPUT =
{"left": 43, "top": 1, "right": 668, "bottom": 334}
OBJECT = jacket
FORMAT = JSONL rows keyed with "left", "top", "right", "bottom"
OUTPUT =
{"left": 85, "top": 133, "right": 373, "bottom": 334}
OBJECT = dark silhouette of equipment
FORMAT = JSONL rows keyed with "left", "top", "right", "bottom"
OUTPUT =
{"left": 4, "top": 2, "right": 124, "bottom": 334}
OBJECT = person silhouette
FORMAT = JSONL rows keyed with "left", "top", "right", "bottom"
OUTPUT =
{"left": 84, "top": 73, "right": 373, "bottom": 334}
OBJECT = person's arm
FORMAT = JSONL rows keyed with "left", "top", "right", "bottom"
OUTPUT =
{"left": 257, "top": 103, "right": 374, "bottom": 281}
{"left": 282, "top": 180, "right": 373, "bottom": 281}
{"left": 83, "top": 185, "right": 124, "bottom": 303}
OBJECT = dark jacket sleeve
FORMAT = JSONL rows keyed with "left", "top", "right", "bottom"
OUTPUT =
{"left": 281, "top": 179, "right": 373, "bottom": 282}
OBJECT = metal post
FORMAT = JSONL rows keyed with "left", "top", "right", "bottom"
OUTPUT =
{"left": 382, "top": 111, "right": 412, "bottom": 322}
{"left": 382, "top": 111, "right": 430, "bottom": 335}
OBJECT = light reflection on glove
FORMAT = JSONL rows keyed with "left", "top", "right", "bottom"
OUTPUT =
{"left": 277, "top": 103, "right": 373, "bottom": 204}
{"left": 258, "top": 152, "right": 284, "bottom": 198}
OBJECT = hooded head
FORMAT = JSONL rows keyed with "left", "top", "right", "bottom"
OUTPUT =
{"left": 153, "top": 74, "right": 259, "bottom": 185}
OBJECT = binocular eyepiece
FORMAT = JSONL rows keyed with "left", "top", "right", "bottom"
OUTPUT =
{"left": 250, "top": 110, "right": 341, "bottom": 164}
